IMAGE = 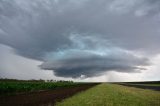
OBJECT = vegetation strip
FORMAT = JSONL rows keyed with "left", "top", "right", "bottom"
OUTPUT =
{"left": 56, "top": 83, "right": 160, "bottom": 106}
{"left": 0, "top": 80, "right": 83, "bottom": 96}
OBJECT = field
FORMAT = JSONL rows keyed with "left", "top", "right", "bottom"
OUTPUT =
{"left": 56, "top": 83, "right": 160, "bottom": 106}
{"left": 118, "top": 81, "right": 160, "bottom": 91}
{"left": 121, "top": 81, "right": 160, "bottom": 86}
{"left": 0, "top": 80, "right": 83, "bottom": 95}
{"left": 0, "top": 80, "right": 160, "bottom": 106}
{"left": 0, "top": 79, "right": 98, "bottom": 106}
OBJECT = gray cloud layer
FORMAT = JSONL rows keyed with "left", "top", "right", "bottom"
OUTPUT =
{"left": 0, "top": 0, "right": 159, "bottom": 78}
{"left": 40, "top": 51, "right": 149, "bottom": 78}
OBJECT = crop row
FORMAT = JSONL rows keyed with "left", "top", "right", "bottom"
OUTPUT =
{"left": 0, "top": 81, "right": 81, "bottom": 95}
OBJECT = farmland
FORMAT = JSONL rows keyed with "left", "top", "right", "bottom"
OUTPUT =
{"left": 0, "top": 80, "right": 160, "bottom": 106}
{"left": 118, "top": 81, "right": 160, "bottom": 91}
{"left": 56, "top": 83, "right": 160, "bottom": 106}
{"left": 0, "top": 79, "right": 83, "bottom": 95}
{"left": 0, "top": 79, "right": 98, "bottom": 106}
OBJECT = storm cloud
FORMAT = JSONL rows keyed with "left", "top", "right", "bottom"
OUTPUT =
{"left": 0, "top": 0, "right": 159, "bottom": 78}
{"left": 40, "top": 35, "right": 150, "bottom": 78}
{"left": 40, "top": 50, "right": 149, "bottom": 78}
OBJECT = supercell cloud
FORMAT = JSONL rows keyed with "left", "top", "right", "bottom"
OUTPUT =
{"left": 40, "top": 35, "right": 149, "bottom": 78}
{"left": 0, "top": 0, "right": 160, "bottom": 78}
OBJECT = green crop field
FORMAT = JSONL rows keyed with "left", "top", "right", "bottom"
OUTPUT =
{"left": 0, "top": 80, "right": 81, "bottom": 95}
{"left": 56, "top": 83, "right": 160, "bottom": 106}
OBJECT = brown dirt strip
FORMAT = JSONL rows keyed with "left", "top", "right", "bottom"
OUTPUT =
{"left": 118, "top": 83, "right": 160, "bottom": 91}
{"left": 0, "top": 83, "right": 99, "bottom": 106}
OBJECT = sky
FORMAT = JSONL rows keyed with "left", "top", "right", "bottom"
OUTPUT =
{"left": 0, "top": 0, "right": 160, "bottom": 82}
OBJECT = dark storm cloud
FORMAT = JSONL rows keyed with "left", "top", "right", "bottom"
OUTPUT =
{"left": 0, "top": 0, "right": 159, "bottom": 78}
{"left": 40, "top": 51, "right": 149, "bottom": 78}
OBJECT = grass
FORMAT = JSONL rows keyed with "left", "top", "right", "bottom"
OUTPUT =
{"left": 0, "top": 81, "right": 81, "bottom": 95}
{"left": 56, "top": 83, "right": 160, "bottom": 106}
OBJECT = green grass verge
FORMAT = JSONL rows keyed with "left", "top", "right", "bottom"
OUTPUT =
{"left": 56, "top": 83, "right": 160, "bottom": 106}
